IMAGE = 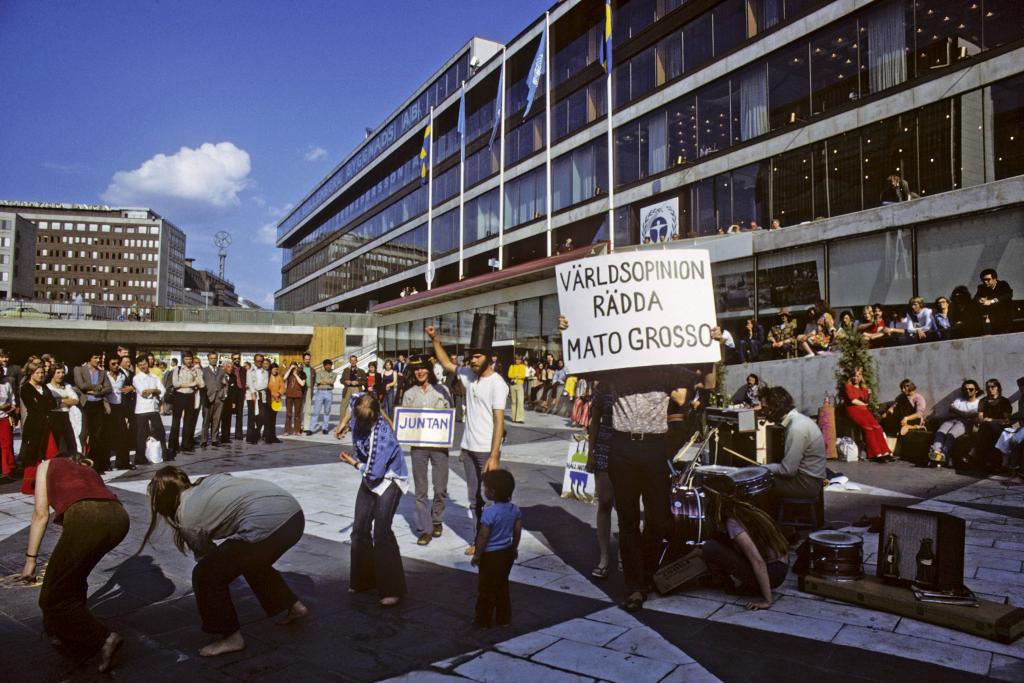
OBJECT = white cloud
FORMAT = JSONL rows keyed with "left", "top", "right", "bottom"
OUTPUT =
{"left": 304, "top": 146, "right": 327, "bottom": 162}
{"left": 256, "top": 222, "right": 278, "bottom": 245}
{"left": 102, "top": 142, "right": 252, "bottom": 210}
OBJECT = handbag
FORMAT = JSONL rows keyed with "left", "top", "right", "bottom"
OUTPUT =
{"left": 144, "top": 436, "right": 164, "bottom": 464}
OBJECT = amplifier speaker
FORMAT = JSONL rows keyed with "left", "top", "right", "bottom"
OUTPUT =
{"left": 877, "top": 505, "right": 965, "bottom": 592}
{"left": 714, "top": 428, "right": 756, "bottom": 467}
{"left": 765, "top": 425, "right": 786, "bottom": 464}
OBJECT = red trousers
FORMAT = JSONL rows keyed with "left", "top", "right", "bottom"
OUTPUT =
{"left": 21, "top": 433, "right": 59, "bottom": 495}
{"left": 846, "top": 406, "right": 891, "bottom": 458}
{"left": 0, "top": 418, "right": 13, "bottom": 474}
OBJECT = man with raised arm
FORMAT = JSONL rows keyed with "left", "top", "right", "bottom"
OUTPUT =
{"left": 426, "top": 314, "right": 508, "bottom": 557}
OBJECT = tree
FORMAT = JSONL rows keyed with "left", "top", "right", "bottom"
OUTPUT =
{"left": 833, "top": 330, "right": 879, "bottom": 411}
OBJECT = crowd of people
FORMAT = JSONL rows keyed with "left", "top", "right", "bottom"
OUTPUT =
{"left": 716, "top": 268, "right": 1016, "bottom": 364}
{"left": 0, "top": 347, "right": 345, "bottom": 491}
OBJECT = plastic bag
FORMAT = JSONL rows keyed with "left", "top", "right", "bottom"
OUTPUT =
{"left": 836, "top": 436, "right": 859, "bottom": 462}
{"left": 145, "top": 436, "right": 164, "bottom": 464}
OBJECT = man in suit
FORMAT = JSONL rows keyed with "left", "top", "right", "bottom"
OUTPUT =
{"left": 339, "top": 355, "right": 366, "bottom": 415}
{"left": 201, "top": 353, "right": 228, "bottom": 448}
{"left": 246, "top": 353, "right": 269, "bottom": 444}
{"left": 300, "top": 352, "right": 315, "bottom": 435}
{"left": 73, "top": 351, "right": 112, "bottom": 472}
{"left": 225, "top": 352, "right": 246, "bottom": 440}
{"left": 168, "top": 351, "right": 204, "bottom": 458}
{"left": 117, "top": 354, "right": 138, "bottom": 463}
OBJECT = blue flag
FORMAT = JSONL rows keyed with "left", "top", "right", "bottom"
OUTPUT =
{"left": 457, "top": 82, "right": 466, "bottom": 162}
{"left": 488, "top": 60, "right": 504, "bottom": 149}
{"left": 523, "top": 22, "right": 547, "bottom": 120}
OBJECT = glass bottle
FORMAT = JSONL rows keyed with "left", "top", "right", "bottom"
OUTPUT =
{"left": 915, "top": 538, "right": 936, "bottom": 589}
{"left": 881, "top": 532, "right": 900, "bottom": 582}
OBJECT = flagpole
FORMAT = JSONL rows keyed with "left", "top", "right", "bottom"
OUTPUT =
{"left": 427, "top": 105, "right": 434, "bottom": 290}
{"left": 544, "top": 10, "right": 553, "bottom": 257}
{"left": 458, "top": 81, "right": 466, "bottom": 281}
{"left": 497, "top": 49, "right": 506, "bottom": 271}
{"left": 605, "top": 57, "right": 615, "bottom": 251}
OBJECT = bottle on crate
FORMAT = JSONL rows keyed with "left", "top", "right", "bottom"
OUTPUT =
{"left": 914, "top": 537, "right": 937, "bottom": 589}
{"left": 881, "top": 532, "right": 900, "bottom": 582}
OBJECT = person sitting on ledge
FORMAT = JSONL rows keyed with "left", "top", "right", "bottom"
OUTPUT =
{"left": 932, "top": 296, "right": 953, "bottom": 341}
{"left": 880, "top": 378, "right": 927, "bottom": 438}
{"left": 929, "top": 379, "right": 981, "bottom": 467}
{"left": 843, "top": 367, "right": 892, "bottom": 462}
{"left": 975, "top": 378, "right": 1013, "bottom": 470}
{"left": 973, "top": 269, "right": 1014, "bottom": 335}
{"left": 767, "top": 309, "right": 798, "bottom": 359}
{"left": 890, "top": 297, "right": 934, "bottom": 344}
{"left": 857, "top": 305, "right": 887, "bottom": 348}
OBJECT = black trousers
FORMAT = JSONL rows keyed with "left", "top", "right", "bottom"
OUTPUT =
{"left": 350, "top": 481, "right": 406, "bottom": 598}
{"left": 135, "top": 412, "right": 167, "bottom": 464}
{"left": 703, "top": 537, "right": 787, "bottom": 595}
{"left": 49, "top": 412, "right": 78, "bottom": 455}
{"left": 169, "top": 392, "right": 199, "bottom": 452}
{"left": 103, "top": 403, "right": 131, "bottom": 469}
{"left": 476, "top": 547, "right": 515, "bottom": 626}
{"left": 246, "top": 397, "right": 268, "bottom": 443}
{"left": 192, "top": 511, "right": 304, "bottom": 635}
{"left": 40, "top": 500, "right": 129, "bottom": 658}
{"left": 226, "top": 387, "right": 245, "bottom": 439}
{"left": 81, "top": 401, "right": 106, "bottom": 472}
{"left": 607, "top": 432, "right": 672, "bottom": 594}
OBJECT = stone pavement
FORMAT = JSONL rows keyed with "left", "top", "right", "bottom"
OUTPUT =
{"left": 0, "top": 410, "right": 1022, "bottom": 682}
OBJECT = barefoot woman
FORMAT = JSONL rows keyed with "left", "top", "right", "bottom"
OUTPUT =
{"left": 140, "top": 466, "right": 309, "bottom": 656}
{"left": 20, "top": 453, "right": 129, "bottom": 673}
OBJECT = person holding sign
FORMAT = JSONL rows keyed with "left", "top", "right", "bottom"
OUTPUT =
{"left": 426, "top": 314, "right": 508, "bottom": 557}
{"left": 401, "top": 355, "right": 453, "bottom": 546}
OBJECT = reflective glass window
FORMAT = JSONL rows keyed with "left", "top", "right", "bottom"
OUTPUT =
{"left": 992, "top": 75, "right": 1024, "bottom": 180}
{"left": 822, "top": 132, "right": 862, "bottom": 217}
{"left": 861, "top": 114, "right": 916, "bottom": 207}
{"left": 810, "top": 17, "right": 862, "bottom": 116}
{"left": 696, "top": 79, "right": 732, "bottom": 156}
{"left": 731, "top": 162, "right": 768, "bottom": 228}
{"left": 755, "top": 245, "right": 826, "bottom": 317}
{"left": 770, "top": 146, "right": 816, "bottom": 225}
{"left": 713, "top": 0, "right": 747, "bottom": 56}
{"left": 767, "top": 42, "right": 810, "bottom": 130}
{"left": 916, "top": 99, "right": 958, "bottom": 197}
{"left": 667, "top": 95, "right": 698, "bottom": 166}
{"left": 983, "top": 0, "right": 1024, "bottom": 49}
{"left": 714, "top": 258, "right": 756, "bottom": 319}
{"left": 683, "top": 11, "right": 714, "bottom": 72}
{"left": 828, "top": 230, "right": 913, "bottom": 310}
{"left": 912, "top": 0, "right": 982, "bottom": 75}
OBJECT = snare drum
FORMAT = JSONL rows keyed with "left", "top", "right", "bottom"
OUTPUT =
{"left": 694, "top": 465, "right": 738, "bottom": 494}
{"left": 730, "top": 466, "right": 773, "bottom": 499}
{"left": 808, "top": 530, "right": 864, "bottom": 581}
{"left": 670, "top": 486, "right": 709, "bottom": 545}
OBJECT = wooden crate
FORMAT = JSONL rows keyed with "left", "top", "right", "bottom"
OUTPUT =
{"left": 799, "top": 574, "right": 1024, "bottom": 643}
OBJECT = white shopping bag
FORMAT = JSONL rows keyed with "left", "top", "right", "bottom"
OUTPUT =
{"left": 145, "top": 437, "right": 164, "bottom": 464}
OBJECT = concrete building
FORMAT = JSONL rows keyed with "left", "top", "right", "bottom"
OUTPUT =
{"left": 0, "top": 200, "right": 188, "bottom": 315}
{"left": 276, "top": 0, "right": 1024, "bottom": 361}
{"left": 0, "top": 209, "right": 37, "bottom": 299}
{"left": 183, "top": 258, "right": 241, "bottom": 308}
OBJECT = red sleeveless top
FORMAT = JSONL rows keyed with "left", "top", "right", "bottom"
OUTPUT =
{"left": 46, "top": 457, "right": 119, "bottom": 524}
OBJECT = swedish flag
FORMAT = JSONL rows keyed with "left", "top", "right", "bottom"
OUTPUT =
{"left": 600, "top": 0, "right": 613, "bottom": 73}
{"left": 420, "top": 123, "right": 431, "bottom": 183}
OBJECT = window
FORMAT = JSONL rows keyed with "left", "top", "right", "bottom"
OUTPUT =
{"left": 983, "top": 0, "right": 1024, "bottom": 49}
{"left": 464, "top": 188, "right": 499, "bottom": 245}
{"left": 553, "top": 138, "right": 606, "bottom": 211}
{"left": 912, "top": 0, "right": 982, "bottom": 75}
{"left": 504, "top": 168, "right": 546, "bottom": 229}
{"left": 714, "top": 258, "right": 756, "bottom": 318}
{"left": 730, "top": 162, "right": 768, "bottom": 228}
{"left": 822, "top": 132, "right": 863, "bottom": 217}
{"left": 756, "top": 245, "right": 826, "bottom": 317}
{"left": 828, "top": 230, "right": 913, "bottom": 310}
{"left": 770, "top": 146, "right": 817, "bottom": 225}
{"left": 767, "top": 42, "right": 810, "bottom": 130}
{"left": 916, "top": 99, "right": 957, "bottom": 196}
{"left": 991, "top": 74, "right": 1024, "bottom": 180}
{"left": 863, "top": 0, "right": 909, "bottom": 94}
{"left": 696, "top": 79, "right": 733, "bottom": 156}
{"left": 713, "top": 0, "right": 747, "bottom": 56}
{"left": 667, "top": 95, "right": 698, "bottom": 166}
{"left": 683, "top": 11, "right": 714, "bottom": 72}
{"left": 809, "top": 16, "right": 861, "bottom": 116}
{"left": 861, "top": 114, "right": 916, "bottom": 207}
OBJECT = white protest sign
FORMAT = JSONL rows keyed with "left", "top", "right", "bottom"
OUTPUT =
{"left": 556, "top": 250, "right": 720, "bottom": 374}
{"left": 393, "top": 407, "right": 456, "bottom": 448}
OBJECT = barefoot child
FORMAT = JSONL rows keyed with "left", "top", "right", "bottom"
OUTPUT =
{"left": 470, "top": 469, "right": 521, "bottom": 627}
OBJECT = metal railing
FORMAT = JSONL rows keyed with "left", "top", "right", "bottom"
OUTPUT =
{"left": 0, "top": 299, "right": 124, "bottom": 321}
{"left": 150, "top": 306, "right": 374, "bottom": 328}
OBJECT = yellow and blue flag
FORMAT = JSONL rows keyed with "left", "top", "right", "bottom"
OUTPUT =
{"left": 600, "top": 0, "right": 613, "bottom": 73}
{"left": 419, "top": 123, "right": 431, "bottom": 183}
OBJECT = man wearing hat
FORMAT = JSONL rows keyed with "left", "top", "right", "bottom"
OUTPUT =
{"left": 427, "top": 313, "right": 509, "bottom": 556}
{"left": 401, "top": 355, "right": 453, "bottom": 545}
{"left": 767, "top": 308, "right": 798, "bottom": 359}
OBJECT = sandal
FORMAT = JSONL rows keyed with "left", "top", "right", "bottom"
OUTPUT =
{"left": 591, "top": 565, "right": 609, "bottom": 579}
{"left": 622, "top": 591, "right": 646, "bottom": 613}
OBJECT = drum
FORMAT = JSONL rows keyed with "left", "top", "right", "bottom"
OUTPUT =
{"left": 670, "top": 484, "right": 709, "bottom": 545}
{"left": 808, "top": 530, "right": 864, "bottom": 581}
{"left": 730, "top": 466, "right": 773, "bottom": 499}
{"left": 693, "top": 465, "right": 738, "bottom": 494}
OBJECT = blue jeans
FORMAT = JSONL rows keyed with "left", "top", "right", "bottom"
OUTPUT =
{"left": 312, "top": 389, "right": 333, "bottom": 431}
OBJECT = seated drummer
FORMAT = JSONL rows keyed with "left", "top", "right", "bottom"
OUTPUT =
{"left": 762, "top": 386, "right": 827, "bottom": 501}
{"left": 700, "top": 487, "right": 790, "bottom": 610}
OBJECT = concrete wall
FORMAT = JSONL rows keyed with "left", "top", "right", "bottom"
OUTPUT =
{"left": 723, "top": 332, "right": 1024, "bottom": 418}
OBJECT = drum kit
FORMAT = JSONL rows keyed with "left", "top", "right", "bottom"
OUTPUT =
{"left": 669, "top": 428, "right": 775, "bottom": 547}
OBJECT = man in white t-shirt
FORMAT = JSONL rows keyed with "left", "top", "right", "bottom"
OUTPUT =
{"left": 427, "top": 320, "right": 508, "bottom": 556}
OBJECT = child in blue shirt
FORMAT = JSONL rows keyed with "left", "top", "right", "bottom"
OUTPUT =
{"left": 470, "top": 469, "right": 522, "bottom": 627}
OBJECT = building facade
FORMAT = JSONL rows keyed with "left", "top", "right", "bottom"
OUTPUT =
{"left": 183, "top": 258, "right": 241, "bottom": 308}
{"left": 0, "top": 201, "right": 188, "bottom": 315}
{"left": 0, "top": 210, "right": 38, "bottom": 299}
{"left": 276, "top": 0, "right": 1024, "bottom": 360}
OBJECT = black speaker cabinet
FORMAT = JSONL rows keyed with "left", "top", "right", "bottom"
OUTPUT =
{"left": 765, "top": 424, "right": 786, "bottom": 464}
{"left": 713, "top": 428, "right": 757, "bottom": 467}
{"left": 877, "top": 505, "right": 966, "bottom": 592}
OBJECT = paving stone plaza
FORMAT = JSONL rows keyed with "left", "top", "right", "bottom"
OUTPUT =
{"left": 2, "top": 412, "right": 1023, "bottom": 682}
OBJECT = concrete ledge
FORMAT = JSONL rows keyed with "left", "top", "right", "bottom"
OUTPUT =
{"left": 723, "top": 332, "right": 1024, "bottom": 416}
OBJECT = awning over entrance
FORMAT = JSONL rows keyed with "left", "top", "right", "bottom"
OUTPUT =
{"left": 369, "top": 242, "right": 607, "bottom": 316}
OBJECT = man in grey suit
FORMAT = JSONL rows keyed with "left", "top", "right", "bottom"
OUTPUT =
{"left": 200, "top": 353, "right": 228, "bottom": 448}
{"left": 73, "top": 351, "right": 113, "bottom": 472}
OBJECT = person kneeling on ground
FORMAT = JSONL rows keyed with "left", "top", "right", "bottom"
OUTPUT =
{"left": 139, "top": 466, "right": 309, "bottom": 657}
{"left": 699, "top": 486, "right": 790, "bottom": 610}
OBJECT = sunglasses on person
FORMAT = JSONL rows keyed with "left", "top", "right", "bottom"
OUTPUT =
{"left": 964, "top": 386, "right": 978, "bottom": 393}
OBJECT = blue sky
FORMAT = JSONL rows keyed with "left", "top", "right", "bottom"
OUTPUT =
{"left": 0, "top": 0, "right": 550, "bottom": 307}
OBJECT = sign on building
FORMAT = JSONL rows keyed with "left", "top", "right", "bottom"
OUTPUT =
{"left": 639, "top": 197, "right": 679, "bottom": 243}
{"left": 556, "top": 250, "right": 720, "bottom": 374}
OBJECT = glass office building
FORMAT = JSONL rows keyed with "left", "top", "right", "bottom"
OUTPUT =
{"left": 276, "top": 0, "right": 1024, "bottom": 360}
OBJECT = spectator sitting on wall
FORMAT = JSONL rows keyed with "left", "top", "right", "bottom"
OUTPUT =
{"left": 880, "top": 174, "right": 912, "bottom": 204}
{"left": 767, "top": 309, "right": 798, "bottom": 359}
{"left": 932, "top": 296, "right": 953, "bottom": 341}
{"left": 880, "top": 378, "right": 927, "bottom": 438}
{"left": 929, "top": 379, "right": 981, "bottom": 468}
{"left": 749, "top": 220, "right": 761, "bottom": 231}
{"left": 890, "top": 296, "right": 934, "bottom": 344}
{"left": 975, "top": 378, "right": 1013, "bottom": 470}
{"left": 950, "top": 285, "right": 979, "bottom": 338}
{"left": 973, "top": 269, "right": 1014, "bottom": 335}
{"left": 770, "top": 218, "right": 782, "bottom": 230}
{"left": 737, "top": 318, "right": 765, "bottom": 364}
{"left": 726, "top": 224, "right": 741, "bottom": 234}
{"left": 799, "top": 321, "right": 832, "bottom": 358}
{"left": 833, "top": 310, "right": 857, "bottom": 343}
{"left": 713, "top": 326, "right": 737, "bottom": 364}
